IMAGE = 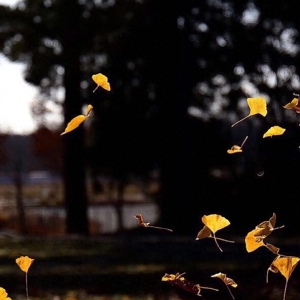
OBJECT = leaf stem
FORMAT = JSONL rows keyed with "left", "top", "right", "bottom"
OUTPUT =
{"left": 93, "top": 85, "right": 99, "bottom": 93}
{"left": 231, "top": 115, "right": 249, "bottom": 127}
{"left": 226, "top": 285, "right": 235, "bottom": 300}
{"left": 240, "top": 136, "right": 248, "bottom": 148}
{"left": 214, "top": 237, "right": 235, "bottom": 243}
{"left": 213, "top": 234, "right": 223, "bottom": 252}
{"left": 26, "top": 273, "right": 29, "bottom": 300}
{"left": 201, "top": 286, "right": 219, "bottom": 292}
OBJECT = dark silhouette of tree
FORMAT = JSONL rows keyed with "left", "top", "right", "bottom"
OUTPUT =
{"left": 0, "top": 0, "right": 144, "bottom": 235}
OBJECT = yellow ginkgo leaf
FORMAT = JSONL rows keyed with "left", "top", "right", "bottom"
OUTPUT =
{"left": 227, "top": 136, "right": 248, "bottom": 154}
{"left": 245, "top": 228, "right": 265, "bottom": 252}
{"left": 263, "top": 126, "right": 286, "bottom": 138}
{"left": 196, "top": 214, "right": 234, "bottom": 252}
{"left": 254, "top": 213, "right": 284, "bottom": 241}
{"left": 245, "top": 214, "right": 284, "bottom": 254}
{"left": 16, "top": 256, "right": 34, "bottom": 300}
{"left": 61, "top": 105, "right": 93, "bottom": 135}
{"left": 211, "top": 272, "right": 237, "bottom": 299}
{"left": 283, "top": 93, "right": 300, "bottom": 113}
{"left": 162, "top": 273, "right": 185, "bottom": 282}
{"left": 267, "top": 256, "right": 300, "bottom": 300}
{"left": 202, "top": 214, "right": 230, "bottom": 234}
{"left": 0, "top": 288, "right": 11, "bottom": 300}
{"left": 232, "top": 97, "right": 267, "bottom": 127}
{"left": 16, "top": 256, "right": 34, "bottom": 273}
{"left": 92, "top": 73, "right": 111, "bottom": 92}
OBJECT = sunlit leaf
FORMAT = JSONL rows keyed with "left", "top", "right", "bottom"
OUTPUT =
{"left": 267, "top": 256, "right": 300, "bottom": 300}
{"left": 227, "top": 136, "right": 248, "bottom": 154}
{"left": 162, "top": 273, "right": 185, "bottom": 282}
{"left": 245, "top": 213, "right": 284, "bottom": 254}
{"left": 16, "top": 256, "right": 34, "bottom": 273}
{"left": 211, "top": 272, "right": 237, "bottom": 299}
{"left": 61, "top": 105, "right": 93, "bottom": 135}
{"left": 254, "top": 213, "right": 284, "bottom": 241}
{"left": 245, "top": 228, "right": 265, "bottom": 252}
{"left": 283, "top": 93, "right": 300, "bottom": 113}
{"left": 196, "top": 214, "right": 234, "bottom": 252}
{"left": 202, "top": 214, "right": 230, "bottom": 234}
{"left": 133, "top": 214, "right": 173, "bottom": 232}
{"left": 16, "top": 256, "right": 34, "bottom": 300}
{"left": 231, "top": 97, "right": 267, "bottom": 127}
{"left": 0, "top": 288, "right": 11, "bottom": 300}
{"left": 92, "top": 73, "right": 111, "bottom": 92}
{"left": 263, "top": 126, "right": 286, "bottom": 138}
{"left": 162, "top": 273, "right": 218, "bottom": 296}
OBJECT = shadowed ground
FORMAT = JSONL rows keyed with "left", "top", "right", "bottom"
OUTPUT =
{"left": 0, "top": 232, "right": 300, "bottom": 300}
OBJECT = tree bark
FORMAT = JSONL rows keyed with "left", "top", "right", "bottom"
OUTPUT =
{"left": 61, "top": 2, "right": 89, "bottom": 235}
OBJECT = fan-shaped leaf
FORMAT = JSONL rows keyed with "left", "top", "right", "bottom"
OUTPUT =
{"left": 267, "top": 256, "right": 300, "bottom": 300}
{"left": 263, "top": 126, "right": 286, "bottom": 138}
{"left": 231, "top": 97, "right": 267, "bottom": 127}
{"left": 92, "top": 73, "right": 111, "bottom": 92}
{"left": 0, "top": 288, "right": 11, "bottom": 300}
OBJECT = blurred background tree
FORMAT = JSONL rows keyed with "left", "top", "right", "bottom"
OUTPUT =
{"left": 1, "top": 0, "right": 300, "bottom": 236}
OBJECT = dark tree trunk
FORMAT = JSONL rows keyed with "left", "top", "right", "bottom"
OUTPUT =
{"left": 61, "top": 2, "right": 89, "bottom": 235}
{"left": 147, "top": 1, "right": 200, "bottom": 234}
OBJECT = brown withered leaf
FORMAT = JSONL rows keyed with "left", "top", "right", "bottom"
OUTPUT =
{"left": 211, "top": 272, "right": 237, "bottom": 299}
{"left": 254, "top": 213, "right": 284, "bottom": 242}
{"left": 196, "top": 214, "right": 235, "bottom": 252}
{"left": 162, "top": 272, "right": 218, "bottom": 297}
{"left": 267, "top": 256, "right": 300, "bottom": 300}
{"left": 133, "top": 214, "right": 173, "bottom": 232}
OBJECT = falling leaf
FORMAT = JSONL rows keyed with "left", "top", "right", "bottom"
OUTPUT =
{"left": 263, "top": 126, "right": 286, "bottom": 138}
{"left": 283, "top": 93, "right": 300, "bottom": 113}
{"left": 227, "top": 136, "right": 248, "bottom": 154}
{"left": 196, "top": 214, "right": 235, "bottom": 252}
{"left": 61, "top": 104, "right": 93, "bottom": 135}
{"left": 211, "top": 272, "right": 237, "bottom": 299}
{"left": 267, "top": 256, "right": 300, "bottom": 300}
{"left": 0, "top": 288, "right": 11, "bottom": 300}
{"left": 245, "top": 228, "right": 265, "bottom": 252}
{"left": 16, "top": 256, "right": 34, "bottom": 273}
{"left": 16, "top": 256, "right": 34, "bottom": 300}
{"left": 133, "top": 214, "right": 173, "bottom": 232}
{"left": 231, "top": 97, "right": 267, "bottom": 127}
{"left": 245, "top": 213, "right": 284, "bottom": 254}
{"left": 254, "top": 213, "right": 284, "bottom": 241}
{"left": 92, "top": 73, "right": 111, "bottom": 92}
{"left": 162, "top": 273, "right": 218, "bottom": 296}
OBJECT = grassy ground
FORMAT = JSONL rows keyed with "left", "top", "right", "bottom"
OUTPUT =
{"left": 0, "top": 233, "right": 299, "bottom": 299}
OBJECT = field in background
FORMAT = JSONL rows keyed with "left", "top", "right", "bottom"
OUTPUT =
{"left": 0, "top": 171, "right": 160, "bottom": 236}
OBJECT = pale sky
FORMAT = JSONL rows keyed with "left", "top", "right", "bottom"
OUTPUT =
{"left": 0, "top": 0, "right": 37, "bottom": 134}
{"left": 0, "top": 0, "right": 64, "bottom": 134}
